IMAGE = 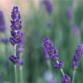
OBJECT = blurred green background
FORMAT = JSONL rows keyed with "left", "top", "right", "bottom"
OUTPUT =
{"left": 0, "top": 0, "right": 83, "bottom": 83}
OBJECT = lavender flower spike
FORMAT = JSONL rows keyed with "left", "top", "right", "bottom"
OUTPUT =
{"left": 9, "top": 6, "right": 24, "bottom": 83}
{"left": 9, "top": 6, "right": 24, "bottom": 65}
{"left": 43, "top": 37, "right": 59, "bottom": 60}
{"left": 72, "top": 44, "right": 83, "bottom": 70}
{"left": 43, "top": 0, "right": 53, "bottom": 15}
{"left": 62, "top": 74, "right": 71, "bottom": 83}
{"left": 0, "top": 11, "right": 6, "bottom": 32}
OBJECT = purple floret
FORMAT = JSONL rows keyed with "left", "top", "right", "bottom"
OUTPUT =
{"left": 62, "top": 74, "right": 71, "bottom": 83}
{"left": 54, "top": 60, "right": 64, "bottom": 69}
{"left": 9, "top": 55, "right": 18, "bottom": 64}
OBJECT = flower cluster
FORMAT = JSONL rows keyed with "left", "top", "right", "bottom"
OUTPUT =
{"left": 9, "top": 6, "right": 24, "bottom": 65}
{"left": 72, "top": 44, "right": 83, "bottom": 70}
{"left": 43, "top": 37, "right": 64, "bottom": 70}
{"left": 62, "top": 74, "right": 71, "bottom": 83}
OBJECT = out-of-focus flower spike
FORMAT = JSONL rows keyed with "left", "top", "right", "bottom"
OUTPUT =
{"left": 72, "top": 44, "right": 83, "bottom": 70}
{"left": 0, "top": 11, "right": 6, "bottom": 32}
{"left": 67, "top": 7, "right": 73, "bottom": 21}
{"left": 42, "top": 0, "right": 53, "bottom": 15}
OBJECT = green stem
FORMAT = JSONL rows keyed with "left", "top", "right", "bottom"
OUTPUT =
{"left": 19, "top": 66, "right": 24, "bottom": 83}
{"left": 46, "top": 59, "right": 52, "bottom": 70}
{"left": 60, "top": 68, "right": 65, "bottom": 76}
{"left": 72, "top": 70, "right": 76, "bottom": 83}
{"left": 14, "top": 45, "right": 18, "bottom": 83}
{"left": 14, "top": 65, "right": 18, "bottom": 83}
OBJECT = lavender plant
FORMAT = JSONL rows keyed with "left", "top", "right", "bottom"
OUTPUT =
{"left": 43, "top": 37, "right": 83, "bottom": 83}
{"left": 9, "top": 6, "right": 24, "bottom": 83}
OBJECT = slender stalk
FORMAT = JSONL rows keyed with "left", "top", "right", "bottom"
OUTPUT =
{"left": 17, "top": 50, "right": 24, "bottom": 83}
{"left": 19, "top": 65, "right": 24, "bottom": 83}
{"left": 14, "top": 45, "right": 18, "bottom": 83}
{"left": 46, "top": 59, "right": 52, "bottom": 70}
{"left": 60, "top": 68, "right": 65, "bottom": 76}
{"left": 72, "top": 70, "right": 76, "bottom": 83}
{"left": 19, "top": 53, "right": 24, "bottom": 83}
{"left": 14, "top": 65, "right": 18, "bottom": 83}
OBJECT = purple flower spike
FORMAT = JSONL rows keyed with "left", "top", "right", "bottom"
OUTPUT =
{"left": 10, "top": 6, "right": 24, "bottom": 46}
{"left": 62, "top": 74, "right": 71, "bottom": 83}
{"left": 43, "top": 37, "right": 59, "bottom": 60}
{"left": 54, "top": 60, "right": 64, "bottom": 69}
{"left": 43, "top": 0, "right": 53, "bottom": 15}
{"left": 72, "top": 44, "right": 83, "bottom": 69}
{"left": 9, "top": 55, "right": 23, "bottom": 65}
{"left": 9, "top": 6, "right": 24, "bottom": 65}
{"left": 0, "top": 11, "right": 6, "bottom": 32}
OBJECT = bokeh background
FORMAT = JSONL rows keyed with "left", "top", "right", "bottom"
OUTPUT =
{"left": 0, "top": 0, "right": 83, "bottom": 83}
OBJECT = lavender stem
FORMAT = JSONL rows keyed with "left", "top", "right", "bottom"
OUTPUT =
{"left": 72, "top": 70, "right": 76, "bottom": 83}
{"left": 19, "top": 66, "right": 23, "bottom": 83}
{"left": 14, "top": 45, "right": 18, "bottom": 83}
{"left": 14, "top": 65, "right": 18, "bottom": 83}
{"left": 46, "top": 59, "right": 52, "bottom": 70}
{"left": 19, "top": 53, "right": 24, "bottom": 83}
{"left": 56, "top": 60, "right": 65, "bottom": 76}
{"left": 60, "top": 68, "right": 65, "bottom": 76}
